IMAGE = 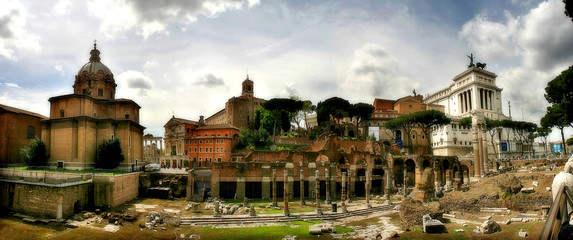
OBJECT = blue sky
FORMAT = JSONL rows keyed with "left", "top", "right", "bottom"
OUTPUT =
{"left": 1, "top": 0, "right": 572, "bottom": 141}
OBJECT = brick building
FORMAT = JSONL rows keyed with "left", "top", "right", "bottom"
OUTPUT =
{"left": 161, "top": 116, "right": 240, "bottom": 168}
{"left": 41, "top": 43, "right": 145, "bottom": 169}
{"left": 205, "top": 76, "right": 266, "bottom": 129}
{"left": 0, "top": 104, "right": 48, "bottom": 165}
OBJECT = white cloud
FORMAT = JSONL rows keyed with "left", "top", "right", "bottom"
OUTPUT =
{"left": 0, "top": 0, "right": 41, "bottom": 60}
{"left": 88, "top": 0, "right": 260, "bottom": 39}
{"left": 117, "top": 70, "right": 154, "bottom": 96}
{"left": 54, "top": 63, "right": 64, "bottom": 76}
{"left": 53, "top": 0, "right": 72, "bottom": 16}
{"left": 341, "top": 43, "right": 414, "bottom": 100}
{"left": 4, "top": 82, "right": 20, "bottom": 88}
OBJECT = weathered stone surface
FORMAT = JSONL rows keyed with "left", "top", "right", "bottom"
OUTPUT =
{"left": 519, "top": 229, "right": 529, "bottom": 237}
{"left": 481, "top": 220, "right": 501, "bottom": 234}
{"left": 422, "top": 214, "right": 446, "bottom": 233}
{"left": 455, "top": 229, "right": 464, "bottom": 232}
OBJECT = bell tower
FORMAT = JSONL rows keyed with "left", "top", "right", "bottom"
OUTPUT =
{"left": 241, "top": 75, "right": 254, "bottom": 98}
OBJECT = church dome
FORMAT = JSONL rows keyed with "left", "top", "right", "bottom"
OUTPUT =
{"left": 77, "top": 43, "right": 113, "bottom": 76}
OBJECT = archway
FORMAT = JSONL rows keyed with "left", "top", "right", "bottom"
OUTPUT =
{"left": 404, "top": 159, "right": 416, "bottom": 187}
{"left": 442, "top": 160, "right": 450, "bottom": 186}
{"left": 461, "top": 164, "right": 470, "bottom": 184}
{"left": 393, "top": 159, "right": 404, "bottom": 188}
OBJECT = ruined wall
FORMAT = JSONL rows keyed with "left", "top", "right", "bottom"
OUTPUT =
{"left": 94, "top": 172, "right": 139, "bottom": 207}
{"left": 0, "top": 181, "right": 91, "bottom": 219}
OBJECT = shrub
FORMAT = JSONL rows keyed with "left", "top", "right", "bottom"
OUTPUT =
{"left": 20, "top": 137, "right": 48, "bottom": 166}
{"left": 95, "top": 138, "right": 125, "bottom": 169}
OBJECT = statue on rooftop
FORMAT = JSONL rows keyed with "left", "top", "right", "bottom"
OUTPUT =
{"left": 467, "top": 53, "right": 475, "bottom": 68}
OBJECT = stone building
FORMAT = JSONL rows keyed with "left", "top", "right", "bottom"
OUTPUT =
{"left": 143, "top": 134, "right": 163, "bottom": 164}
{"left": 41, "top": 43, "right": 145, "bottom": 169}
{"left": 0, "top": 104, "right": 47, "bottom": 166}
{"left": 161, "top": 116, "right": 240, "bottom": 168}
{"left": 367, "top": 95, "right": 444, "bottom": 153}
{"left": 424, "top": 65, "right": 520, "bottom": 159}
{"left": 205, "top": 76, "right": 266, "bottom": 129}
{"left": 190, "top": 135, "right": 465, "bottom": 203}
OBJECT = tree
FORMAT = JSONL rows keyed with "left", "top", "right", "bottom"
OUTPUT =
{"left": 458, "top": 117, "right": 472, "bottom": 128}
{"left": 316, "top": 97, "right": 351, "bottom": 136}
{"left": 567, "top": 137, "right": 573, "bottom": 146}
{"left": 95, "top": 138, "right": 125, "bottom": 169}
{"left": 565, "top": 0, "right": 573, "bottom": 21}
{"left": 534, "top": 127, "right": 551, "bottom": 155}
{"left": 409, "top": 110, "right": 451, "bottom": 155}
{"left": 349, "top": 103, "right": 374, "bottom": 140}
{"left": 384, "top": 114, "right": 415, "bottom": 154}
{"left": 545, "top": 65, "right": 573, "bottom": 126}
{"left": 484, "top": 118, "right": 502, "bottom": 158}
{"left": 239, "top": 128, "right": 270, "bottom": 149}
{"left": 20, "top": 137, "right": 48, "bottom": 167}
{"left": 262, "top": 98, "right": 303, "bottom": 143}
{"left": 541, "top": 104, "right": 569, "bottom": 156}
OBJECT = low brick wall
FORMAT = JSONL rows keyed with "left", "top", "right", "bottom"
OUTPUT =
{"left": 94, "top": 172, "right": 140, "bottom": 207}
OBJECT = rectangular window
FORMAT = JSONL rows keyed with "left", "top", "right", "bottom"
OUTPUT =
{"left": 194, "top": 147, "right": 197, "bottom": 152}
{"left": 98, "top": 88, "right": 103, "bottom": 96}
{"left": 26, "top": 126, "right": 35, "bottom": 139}
{"left": 210, "top": 147, "right": 213, "bottom": 152}
{"left": 199, "top": 147, "right": 202, "bottom": 152}
{"left": 60, "top": 110, "right": 65, "bottom": 117}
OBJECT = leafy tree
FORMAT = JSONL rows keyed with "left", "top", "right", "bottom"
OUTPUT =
{"left": 458, "top": 117, "right": 472, "bottom": 128}
{"left": 316, "top": 97, "right": 351, "bottom": 136}
{"left": 409, "top": 110, "right": 451, "bottom": 155}
{"left": 567, "top": 137, "right": 573, "bottom": 146}
{"left": 565, "top": 0, "right": 573, "bottom": 21}
{"left": 484, "top": 118, "right": 502, "bottom": 158}
{"left": 534, "top": 127, "right": 551, "bottom": 155}
{"left": 95, "top": 138, "right": 125, "bottom": 169}
{"left": 239, "top": 128, "right": 270, "bottom": 149}
{"left": 20, "top": 137, "right": 47, "bottom": 167}
{"left": 349, "top": 103, "right": 374, "bottom": 140}
{"left": 384, "top": 114, "right": 415, "bottom": 154}
{"left": 541, "top": 104, "right": 569, "bottom": 156}
{"left": 545, "top": 65, "right": 573, "bottom": 126}
{"left": 262, "top": 98, "right": 303, "bottom": 143}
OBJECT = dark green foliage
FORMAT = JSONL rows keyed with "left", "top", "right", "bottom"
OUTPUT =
{"left": 541, "top": 104, "right": 569, "bottom": 156}
{"left": 280, "top": 111, "right": 290, "bottom": 132}
{"left": 20, "top": 137, "right": 48, "bottom": 166}
{"left": 349, "top": 102, "right": 374, "bottom": 140}
{"left": 459, "top": 117, "right": 472, "bottom": 128}
{"left": 567, "top": 137, "right": 573, "bottom": 146}
{"left": 316, "top": 97, "right": 351, "bottom": 136}
{"left": 95, "top": 138, "right": 125, "bottom": 169}
{"left": 565, "top": 0, "right": 573, "bottom": 21}
{"left": 239, "top": 128, "right": 270, "bottom": 149}
{"left": 409, "top": 110, "right": 451, "bottom": 154}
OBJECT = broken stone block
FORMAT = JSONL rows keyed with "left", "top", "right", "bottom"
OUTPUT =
{"left": 521, "top": 187, "right": 535, "bottom": 193}
{"left": 422, "top": 214, "right": 446, "bottom": 233}
{"left": 481, "top": 220, "right": 501, "bottom": 234}
{"left": 533, "top": 181, "right": 539, "bottom": 186}
{"left": 455, "top": 229, "right": 464, "bottom": 232}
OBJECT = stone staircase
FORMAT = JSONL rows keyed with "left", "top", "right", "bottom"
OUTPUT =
{"left": 180, "top": 204, "right": 396, "bottom": 225}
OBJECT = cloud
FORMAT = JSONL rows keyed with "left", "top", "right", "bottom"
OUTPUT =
{"left": 0, "top": 0, "right": 40, "bottom": 60}
{"left": 88, "top": 0, "right": 260, "bottom": 39}
{"left": 459, "top": 11, "right": 521, "bottom": 61}
{"left": 195, "top": 73, "right": 225, "bottom": 87}
{"left": 53, "top": 0, "right": 72, "bottom": 16}
{"left": 341, "top": 43, "right": 414, "bottom": 100}
{"left": 117, "top": 70, "right": 154, "bottom": 96}
{"left": 4, "top": 82, "right": 20, "bottom": 88}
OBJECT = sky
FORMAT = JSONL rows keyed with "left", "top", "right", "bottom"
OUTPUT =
{"left": 1, "top": 0, "right": 572, "bottom": 141}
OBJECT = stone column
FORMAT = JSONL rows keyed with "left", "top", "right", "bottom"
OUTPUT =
{"left": 315, "top": 170, "right": 322, "bottom": 215}
{"left": 214, "top": 201, "right": 221, "bottom": 217}
{"left": 262, "top": 165, "right": 271, "bottom": 200}
{"left": 272, "top": 169, "right": 277, "bottom": 207}
{"left": 341, "top": 171, "right": 348, "bottom": 213}
{"left": 472, "top": 125, "right": 481, "bottom": 180}
{"left": 366, "top": 170, "right": 372, "bottom": 208}
{"left": 347, "top": 169, "right": 353, "bottom": 202}
{"left": 403, "top": 168, "right": 408, "bottom": 197}
{"left": 249, "top": 204, "right": 256, "bottom": 216}
{"left": 325, "top": 168, "right": 331, "bottom": 204}
{"left": 300, "top": 169, "right": 306, "bottom": 205}
{"left": 482, "top": 128, "right": 489, "bottom": 173}
{"left": 236, "top": 164, "right": 246, "bottom": 200}
{"left": 283, "top": 170, "right": 290, "bottom": 216}
{"left": 385, "top": 169, "right": 391, "bottom": 204}
{"left": 478, "top": 131, "right": 484, "bottom": 176}
{"left": 186, "top": 169, "right": 194, "bottom": 201}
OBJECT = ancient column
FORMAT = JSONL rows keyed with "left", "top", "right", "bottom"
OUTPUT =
{"left": 366, "top": 170, "right": 372, "bottom": 208}
{"left": 385, "top": 170, "right": 391, "bottom": 204}
{"left": 445, "top": 169, "right": 452, "bottom": 189}
{"left": 478, "top": 130, "right": 485, "bottom": 176}
{"left": 272, "top": 169, "right": 277, "bottom": 207}
{"left": 186, "top": 169, "right": 194, "bottom": 201}
{"left": 347, "top": 169, "right": 353, "bottom": 202}
{"left": 341, "top": 171, "right": 348, "bottom": 213}
{"left": 283, "top": 170, "right": 290, "bottom": 216}
{"left": 249, "top": 204, "right": 256, "bottom": 216}
{"left": 403, "top": 168, "right": 408, "bottom": 197}
{"left": 300, "top": 169, "right": 306, "bottom": 205}
{"left": 482, "top": 128, "right": 489, "bottom": 173}
{"left": 472, "top": 125, "right": 481, "bottom": 180}
{"left": 214, "top": 201, "right": 221, "bottom": 217}
{"left": 325, "top": 168, "right": 331, "bottom": 204}
{"left": 315, "top": 170, "right": 322, "bottom": 215}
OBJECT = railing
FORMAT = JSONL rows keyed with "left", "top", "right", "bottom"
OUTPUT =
{"left": 539, "top": 183, "right": 573, "bottom": 239}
